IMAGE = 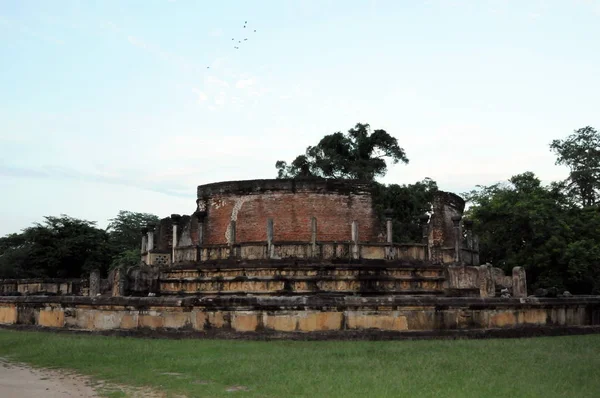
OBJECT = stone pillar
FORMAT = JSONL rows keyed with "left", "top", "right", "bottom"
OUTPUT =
{"left": 512, "top": 266, "right": 527, "bottom": 298}
{"left": 146, "top": 223, "right": 155, "bottom": 252}
{"left": 194, "top": 211, "right": 206, "bottom": 261}
{"left": 170, "top": 214, "right": 181, "bottom": 264}
{"left": 267, "top": 218, "right": 274, "bottom": 258}
{"left": 89, "top": 269, "right": 100, "bottom": 297}
{"left": 451, "top": 215, "right": 462, "bottom": 263}
{"left": 310, "top": 217, "right": 317, "bottom": 258}
{"left": 140, "top": 228, "right": 148, "bottom": 254}
{"left": 463, "top": 219, "right": 474, "bottom": 265}
{"left": 112, "top": 268, "right": 127, "bottom": 297}
{"left": 351, "top": 220, "right": 359, "bottom": 260}
{"left": 479, "top": 264, "right": 495, "bottom": 298}
{"left": 419, "top": 214, "right": 430, "bottom": 260}
{"left": 384, "top": 209, "right": 394, "bottom": 259}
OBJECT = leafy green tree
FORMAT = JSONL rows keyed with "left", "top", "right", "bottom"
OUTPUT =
{"left": 550, "top": 126, "right": 600, "bottom": 207}
{"left": 106, "top": 211, "right": 159, "bottom": 253}
{"left": 372, "top": 178, "right": 438, "bottom": 242}
{"left": 276, "top": 123, "right": 408, "bottom": 180}
{"left": 0, "top": 215, "right": 111, "bottom": 278}
{"left": 465, "top": 172, "right": 600, "bottom": 294}
{"left": 106, "top": 210, "right": 159, "bottom": 269}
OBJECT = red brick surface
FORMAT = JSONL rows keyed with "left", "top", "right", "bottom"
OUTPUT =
{"left": 201, "top": 192, "right": 379, "bottom": 244}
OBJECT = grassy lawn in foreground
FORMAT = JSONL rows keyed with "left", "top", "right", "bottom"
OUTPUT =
{"left": 0, "top": 330, "right": 599, "bottom": 398}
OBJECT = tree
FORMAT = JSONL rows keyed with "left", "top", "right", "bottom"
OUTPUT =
{"left": 106, "top": 210, "right": 159, "bottom": 268}
{"left": 372, "top": 178, "right": 438, "bottom": 243}
{"left": 0, "top": 215, "right": 112, "bottom": 278}
{"left": 550, "top": 126, "right": 600, "bottom": 207}
{"left": 465, "top": 172, "right": 600, "bottom": 294}
{"left": 276, "top": 123, "right": 408, "bottom": 180}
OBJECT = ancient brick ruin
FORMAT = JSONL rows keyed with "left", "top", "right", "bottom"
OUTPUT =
{"left": 136, "top": 178, "right": 519, "bottom": 298}
{"left": 1, "top": 178, "right": 599, "bottom": 337}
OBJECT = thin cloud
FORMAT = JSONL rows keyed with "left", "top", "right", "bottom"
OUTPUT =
{"left": 236, "top": 78, "right": 255, "bottom": 89}
{"left": 192, "top": 88, "right": 208, "bottom": 102}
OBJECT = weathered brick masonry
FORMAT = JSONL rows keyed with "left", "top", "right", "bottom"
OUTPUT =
{"left": 196, "top": 179, "right": 380, "bottom": 245}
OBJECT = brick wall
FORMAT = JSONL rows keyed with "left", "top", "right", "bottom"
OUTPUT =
{"left": 196, "top": 179, "right": 380, "bottom": 245}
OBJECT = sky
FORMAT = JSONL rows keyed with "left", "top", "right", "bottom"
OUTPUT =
{"left": 1, "top": 0, "right": 600, "bottom": 236}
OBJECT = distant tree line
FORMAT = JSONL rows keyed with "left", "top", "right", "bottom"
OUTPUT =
{"left": 0, "top": 211, "right": 158, "bottom": 279}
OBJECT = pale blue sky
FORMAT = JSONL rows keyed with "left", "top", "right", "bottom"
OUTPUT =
{"left": 1, "top": 0, "right": 599, "bottom": 236}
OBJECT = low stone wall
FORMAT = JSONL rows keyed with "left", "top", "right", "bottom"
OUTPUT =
{"left": 0, "top": 279, "right": 83, "bottom": 296}
{"left": 160, "top": 263, "right": 446, "bottom": 296}
{"left": 0, "top": 295, "right": 598, "bottom": 336}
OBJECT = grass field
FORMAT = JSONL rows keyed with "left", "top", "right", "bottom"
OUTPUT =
{"left": 0, "top": 330, "right": 599, "bottom": 397}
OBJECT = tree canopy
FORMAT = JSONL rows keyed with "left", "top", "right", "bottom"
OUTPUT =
{"left": 550, "top": 126, "right": 600, "bottom": 207}
{"left": 276, "top": 123, "right": 408, "bottom": 180}
{"left": 0, "top": 210, "right": 160, "bottom": 279}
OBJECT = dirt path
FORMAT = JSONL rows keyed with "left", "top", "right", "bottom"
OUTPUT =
{"left": 0, "top": 360, "right": 99, "bottom": 397}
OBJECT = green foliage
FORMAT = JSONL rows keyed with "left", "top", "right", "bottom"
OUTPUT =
{"left": 0, "top": 215, "right": 111, "bottom": 278}
{"left": 276, "top": 123, "right": 408, "bottom": 180}
{"left": 106, "top": 211, "right": 159, "bottom": 269}
{"left": 550, "top": 126, "right": 600, "bottom": 207}
{"left": 0, "top": 211, "right": 159, "bottom": 278}
{"left": 372, "top": 178, "right": 438, "bottom": 243}
{"left": 465, "top": 172, "right": 600, "bottom": 293}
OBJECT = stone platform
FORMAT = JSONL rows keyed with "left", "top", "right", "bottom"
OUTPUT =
{"left": 159, "top": 261, "right": 446, "bottom": 296}
{"left": 0, "top": 295, "right": 599, "bottom": 339}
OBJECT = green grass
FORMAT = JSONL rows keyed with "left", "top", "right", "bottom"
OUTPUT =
{"left": 0, "top": 330, "right": 599, "bottom": 397}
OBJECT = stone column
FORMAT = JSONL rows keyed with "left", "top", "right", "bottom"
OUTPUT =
{"left": 451, "top": 215, "right": 462, "bottom": 263}
{"left": 310, "top": 217, "right": 317, "bottom": 258}
{"left": 112, "top": 268, "right": 127, "bottom": 297}
{"left": 146, "top": 223, "right": 155, "bottom": 252}
{"left": 89, "top": 269, "right": 100, "bottom": 297}
{"left": 351, "top": 220, "right": 359, "bottom": 260}
{"left": 171, "top": 214, "right": 181, "bottom": 265}
{"left": 140, "top": 228, "right": 148, "bottom": 254}
{"left": 479, "top": 264, "right": 495, "bottom": 298}
{"left": 267, "top": 218, "right": 274, "bottom": 258}
{"left": 512, "top": 266, "right": 527, "bottom": 298}
{"left": 384, "top": 209, "right": 394, "bottom": 259}
{"left": 194, "top": 211, "right": 206, "bottom": 261}
{"left": 419, "top": 214, "right": 430, "bottom": 260}
{"left": 463, "top": 219, "right": 474, "bottom": 265}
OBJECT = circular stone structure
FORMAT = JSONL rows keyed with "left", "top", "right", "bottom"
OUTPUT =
{"left": 195, "top": 178, "right": 381, "bottom": 245}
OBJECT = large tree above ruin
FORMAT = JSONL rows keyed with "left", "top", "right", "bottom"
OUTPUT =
{"left": 275, "top": 123, "right": 408, "bottom": 180}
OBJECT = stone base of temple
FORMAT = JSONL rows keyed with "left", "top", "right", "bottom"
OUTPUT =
{"left": 1, "top": 295, "right": 598, "bottom": 339}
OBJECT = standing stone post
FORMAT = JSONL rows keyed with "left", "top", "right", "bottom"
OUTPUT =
{"left": 170, "top": 214, "right": 181, "bottom": 265}
{"left": 89, "top": 269, "right": 100, "bottom": 297}
{"left": 512, "top": 266, "right": 527, "bottom": 298}
{"left": 112, "top": 268, "right": 127, "bottom": 297}
{"left": 384, "top": 209, "right": 394, "bottom": 259}
{"left": 140, "top": 227, "right": 148, "bottom": 254}
{"left": 194, "top": 211, "right": 206, "bottom": 261}
{"left": 146, "top": 223, "right": 155, "bottom": 252}
{"left": 451, "top": 215, "right": 462, "bottom": 263}
{"left": 310, "top": 217, "right": 317, "bottom": 258}
{"left": 463, "top": 219, "right": 474, "bottom": 265}
{"left": 419, "top": 214, "right": 430, "bottom": 260}
{"left": 479, "top": 264, "right": 495, "bottom": 298}
{"left": 351, "top": 221, "right": 359, "bottom": 260}
{"left": 267, "top": 218, "right": 274, "bottom": 258}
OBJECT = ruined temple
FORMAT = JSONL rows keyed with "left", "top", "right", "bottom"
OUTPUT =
{"left": 2, "top": 178, "right": 598, "bottom": 337}
{"left": 136, "top": 178, "right": 522, "bottom": 298}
